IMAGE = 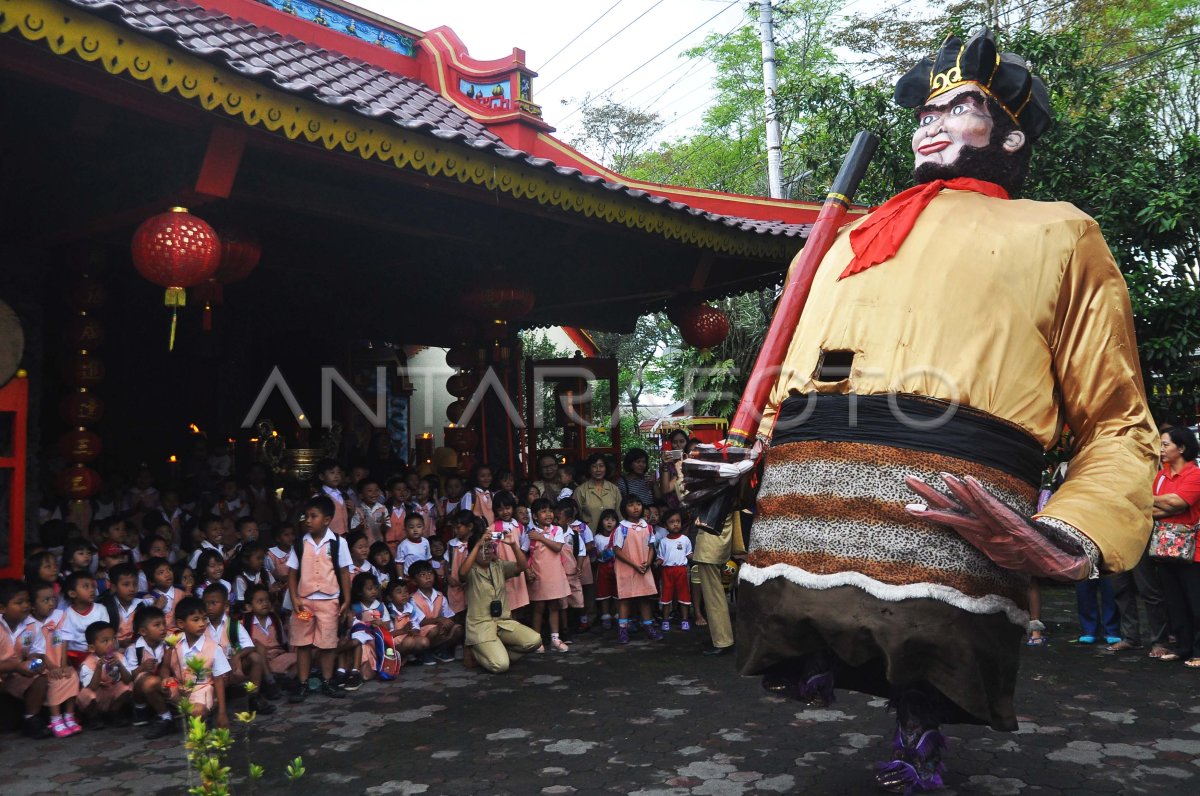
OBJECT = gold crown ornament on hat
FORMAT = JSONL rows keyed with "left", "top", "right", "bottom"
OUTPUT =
{"left": 894, "top": 27, "right": 1053, "bottom": 140}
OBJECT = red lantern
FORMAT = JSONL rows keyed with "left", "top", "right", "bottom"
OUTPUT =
{"left": 59, "top": 429, "right": 102, "bottom": 464}
{"left": 61, "top": 392, "right": 105, "bottom": 425}
{"left": 445, "top": 425, "right": 479, "bottom": 454}
{"left": 57, "top": 464, "right": 102, "bottom": 500}
{"left": 459, "top": 285, "right": 535, "bottom": 322}
{"left": 446, "top": 398, "right": 469, "bottom": 425}
{"left": 446, "top": 346, "right": 473, "bottom": 370}
{"left": 68, "top": 279, "right": 107, "bottom": 312}
{"left": 195, "top": 228, "right": 262, "bottom": 331}
{"left": 63, "top": 353, "right": 105, "bottom": 387}
{"left": 677, "top": 304, "right": 730, "bottom": 350}
{"left": 446, "top": 373, "right": 477, "bottom": 398}
{"left": 63, "top": 316, "right": 106, "bottom": 348}
{"left": 131, "top": 207, "right": 222, "bottom": 350}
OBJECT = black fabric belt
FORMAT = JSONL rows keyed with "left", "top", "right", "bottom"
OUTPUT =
{"left": 771, "top": 393, "right": 1044, "bottom": 487}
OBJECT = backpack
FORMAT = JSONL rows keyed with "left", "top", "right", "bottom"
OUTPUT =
{"left": 351, "top": 617, "right": 401, "bottom": 681}
{"left": 293, "top": 533, "right": 344, "bottom": 601}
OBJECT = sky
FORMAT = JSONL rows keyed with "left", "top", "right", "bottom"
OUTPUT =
{"left": 357, "top": 0, "right": 888, "bottom": 151}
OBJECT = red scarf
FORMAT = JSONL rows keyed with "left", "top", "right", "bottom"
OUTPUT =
{"left": 839, "top": 178, "right": 1009, "bottom": 280}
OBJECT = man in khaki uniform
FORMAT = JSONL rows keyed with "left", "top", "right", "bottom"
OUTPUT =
{"left": 693, "top": 515, "right": 734, "bottom": 655}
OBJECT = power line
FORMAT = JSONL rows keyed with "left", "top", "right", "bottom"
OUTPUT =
{"left": 540, "top": 0, "right": 670, "bottom": 92}
{"left": 538, "top": 0, "right": 629, "bottom": 72}
{"left": 558, "top": 0, "right": 742, "bottom": 124}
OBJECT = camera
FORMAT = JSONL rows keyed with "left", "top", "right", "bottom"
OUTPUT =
{"left": 490, "top": 531, "right": 505, "bottom": 542}
{"left": 489, "top": 600, "right": 503, "bottom": 617}
{"left": 26, "top": 658, "right": 44, "bottom": 674}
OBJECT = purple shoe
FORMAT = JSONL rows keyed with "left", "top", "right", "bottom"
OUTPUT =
{"left": 647, "top": 624, "right": 664, "bottom": 641}
{"left": 617, "top": 626, "right": 630, "bottom": 645}
{"left": 875, "top": 724, "right": 947, "bottom": 794}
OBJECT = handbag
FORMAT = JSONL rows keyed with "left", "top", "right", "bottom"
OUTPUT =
{"left": 1149, "top": 520, "right": 1198, "bottom": 562}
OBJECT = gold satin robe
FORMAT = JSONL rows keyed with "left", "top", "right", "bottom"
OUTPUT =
{"left": 759, "top": 189, "right": 1158, "bottom": 573}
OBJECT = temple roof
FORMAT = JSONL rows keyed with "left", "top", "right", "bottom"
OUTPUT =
{"left": 61, "top": 0, "right": 812, "bottom": 242}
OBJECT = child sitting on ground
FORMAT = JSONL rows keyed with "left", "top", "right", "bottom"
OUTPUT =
{"left": 383, "top": 579, "right": 431, "bottom": 662}
{"left": 230, "top": 541, "right": 274, "bottom": 604}
{"left": 405, "top": 560, "right": 462, "bottom": 664}
{"left": 349, "top": 572, "right": 390, "bottom": 681}
{"left": 193, "top": 550, "right": 232, "bottom": 599}
{"left": 78, "top": 620, "right": 134, "bottom": 726}
{"left": 369, "top": 541, "right": 400, "bottom": 587}
{"left": 0, "top": 579, "right": 52, "bottom": 738}
{"left": 242, "top": 584, "right": 296, "bottom": 683}
{"left": 30, "top": 579, "right": 81, "bottom": 736}
{"left": 168, "top": 595, "right": 230, "bottom": 728}
{"left": 202, "top": 583, "right": 278, "bottom": 713}
{"left": 100, "top": 562, "right": 148, "bottom": 649}
{"left": 51, "top": 571, "right": 112, "bottom": 668}
{"left": 125, "top": 605, "right": 175, "bottom": 738}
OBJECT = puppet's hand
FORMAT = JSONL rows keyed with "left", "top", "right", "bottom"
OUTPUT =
{"left": 904, "top": 474, "right": 1092, "bottom": 581}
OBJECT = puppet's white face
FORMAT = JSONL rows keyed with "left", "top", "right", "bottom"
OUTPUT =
{"left": 911, "top": 85, "right": 996, "bottom": 168}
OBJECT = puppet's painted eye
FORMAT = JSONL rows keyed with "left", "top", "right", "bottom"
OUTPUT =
{"left": 920, "top": 113, "right": 936, "bottom": 125}
{"left": 951, "top": 104, "right": 967, "bottom": 115}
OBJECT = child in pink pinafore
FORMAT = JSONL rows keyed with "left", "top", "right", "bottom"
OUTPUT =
{"left": 526, "top": 497, "right": 570, "bottom": 653}
{"left": 446, "top": 514, "right": 475, "bottom": 616}
{"left": 463, "top": 465, "right": 496, "bottom": 526}
{"left": 491, "top": 494, "right": 530, "bottom": 612}
{"left": 613, "top": 494, "right": 662, "bottom": 645}
{"left": 243, "top": 584, "right": 296, "bottom": 678}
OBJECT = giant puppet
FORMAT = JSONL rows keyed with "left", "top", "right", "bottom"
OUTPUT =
{"left": 725, "top": 28, "right": 1157, "bottom": 792}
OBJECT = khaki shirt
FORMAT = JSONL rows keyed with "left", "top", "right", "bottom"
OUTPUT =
{"left": 575, "top": 479, "right": 621, "bottom": 533}
{"left": 464, "top": 559, "right": 520, "bottom": 645}
{"left": 759, "top": 190, "right": 1157, "bottom": 573}
{"left": 692, "top": 514, "right": 733, "bottom": 566}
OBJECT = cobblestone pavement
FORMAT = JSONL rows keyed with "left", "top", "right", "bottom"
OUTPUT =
{"left": 4, "top": 586, "right": 1200, "bottom": 795}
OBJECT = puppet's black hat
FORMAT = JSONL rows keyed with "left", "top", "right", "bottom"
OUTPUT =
{"left": 894, "top": 27, "right": 1053, "bottom": 140}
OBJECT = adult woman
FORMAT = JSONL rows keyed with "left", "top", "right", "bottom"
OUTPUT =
{"left": 618, "top": 448, "right": 656, "bottom": 507}
{"left": 575, "top": 453, "right": 620, "bottom": 534}
{"left": 1153, "top": 426, "right": 1200, "bottom": 666}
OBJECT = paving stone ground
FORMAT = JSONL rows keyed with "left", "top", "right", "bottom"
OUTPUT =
{"left": 3, "top": 586, "right": 1199, "bottom": 795}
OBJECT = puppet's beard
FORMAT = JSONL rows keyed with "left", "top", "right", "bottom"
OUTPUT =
{"left": 913, "top": 140, "right": 1029, "bottom": 196}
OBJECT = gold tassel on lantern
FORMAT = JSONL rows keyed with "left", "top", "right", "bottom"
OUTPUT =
{"left": 164, "top": 286, "right": 186, "bottom": 351}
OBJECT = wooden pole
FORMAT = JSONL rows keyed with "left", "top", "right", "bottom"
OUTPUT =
{"left": 726, "top": 132, "right": 879, "bottom": 447}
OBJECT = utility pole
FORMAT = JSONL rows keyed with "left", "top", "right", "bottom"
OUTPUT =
{"left": 758, "top": 0, "right": 785, "bottom": 198}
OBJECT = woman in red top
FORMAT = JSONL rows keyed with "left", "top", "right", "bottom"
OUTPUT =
{"left": 1153, "top": 426, "right": 1200, "bottom": 666}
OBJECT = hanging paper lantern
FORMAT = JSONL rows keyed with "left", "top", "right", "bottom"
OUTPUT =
{"left": 62, "top": 353, "right": 105, "bottom": 387}
{"left": 68, "top": 279, "right": 107, "bottom": 312}
{"left": 57, "top": 464, "right": 102, "bottom": 500}
{"left": 446, "top": 373, "right": 477, "bottom": 398}
{"left": 59, "top": 429, "right": 102, "bottom": 464}
{"left": 677, "top": 303, "right": 730, "bottom": 350}
{"left": 131, "top": 207, "right": 222, "bottom": 350}
{"left": 195, "top": 227, "right": 262, "bottom": 331}
{"left": 63, "top": 315, "right": 106, "bottom": 348}
{"left": 446, "top": 398, "right": 469, "bottom": 425}
{"left": 61, "top": 392, "right": 105, "bottom": 425}
{"left": 445, "top": 346, "right": 473, "bottom": 370}
{"left": 459, "top": 285, "right": 535, "bottom": 322}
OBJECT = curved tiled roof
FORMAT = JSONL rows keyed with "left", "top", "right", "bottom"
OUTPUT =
{"left": 59, "top": 0, "right": 811, "bottom": 242}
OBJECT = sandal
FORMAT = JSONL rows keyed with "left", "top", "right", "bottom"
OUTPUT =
{"left": 1106, "top": 640, "right": 1141, "bottom": 652}
{"left": 1159, "top": 652, "right": 1182, "bottom": 662}
{"left": 551, "top": 639, "right": 570, "bottom": 653}
{"left": 1149, "top": 645, "right": 1170, "bottom": 658}
{"left": 1185, "top": 658, "right": 1200, "bottom": 668}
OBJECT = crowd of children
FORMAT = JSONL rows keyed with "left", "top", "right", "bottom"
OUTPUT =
{"left": 2, "top": 445, "right": 709, "bottom": 740}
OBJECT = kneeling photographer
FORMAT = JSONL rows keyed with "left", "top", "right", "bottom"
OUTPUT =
{"left": 460, "top": 527, "right": 542, "bottom": 673}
